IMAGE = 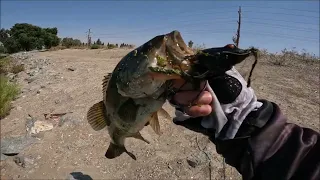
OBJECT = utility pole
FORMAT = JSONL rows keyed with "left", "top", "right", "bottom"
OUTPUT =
{"left": 235, "top": 6, "right": 241, "bottom": 47}
{"left": 86, "top": 29, "right": 92, "bottom": 47}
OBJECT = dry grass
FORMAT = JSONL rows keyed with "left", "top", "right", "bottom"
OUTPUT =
{"left": 0, "top": 56, "right": 25, "bottom": 74}
{"left": 0, "top": 56, "right": 23, "bottom": 119}
{"left": 258, "top": 48, "right": 319, "bottom": 66}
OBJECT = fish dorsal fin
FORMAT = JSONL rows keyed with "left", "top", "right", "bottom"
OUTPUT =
{"left": 87, "top": 101, "right": 109, "bottom": 131}
{"left": 149, "top": 112, "right": 161, "bottom": 135}
{"left": 102, "top": 73, "right": 112, "bottom": 93}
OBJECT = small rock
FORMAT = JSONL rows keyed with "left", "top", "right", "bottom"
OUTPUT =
{"left": 29, "top": 121, "right": 54, "bottom": 135}
{"left": 186, "top": 150, "right": 210, "bottom": 168}
{"left": 40, "top": 85, "right": 46, "bottom": 88}
{"left": 186, "top": 159, "right": 197, "bottom": 168}
{"left": 13, "top": 156, "right": 25, "bottom": 168}
{"left": 37, "top": 89, "right": 41, "bottom": 94}
{"left": 67, "top": 172, "right": 93, "bottom": 180}
{"left": 1, "top": 153, "right": 9, "bottom": 161}
{"left": 25, "top": 76, "right": 36, "bottom": 83}
{"left": 1, "top": 136, "right": 37, "bottom": 156}
{"left": 26, "top": 116, "right": 36, "bottom": 132}
{"left": 67, "top": 67, "right": 76, "bottom": 71}
{"left": 24, "top": 157, "right": 34, "bottom": 165}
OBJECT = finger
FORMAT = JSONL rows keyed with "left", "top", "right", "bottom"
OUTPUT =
{"left": 172, "top": 80, "right": 206, "bottom": 90}
{"left": 173, "top": 90, "right": 212, "bottom": 106}
{"left": 185, "top": 104, "right": 212, "bottom": 117}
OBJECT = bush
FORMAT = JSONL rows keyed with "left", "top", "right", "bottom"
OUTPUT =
{"left": 91, "top": 44, "right": 100, "bottom": 49}
{"left": 107, "top": 44, "right": 117, "bottom": 49}
{"left": 0, "top": 75, "right": 20, "bottom": 119}
{"left": 0, "top": 45, "right": 6, "bottom": 54}
{"left": 61, "top": 37, "right": 82, "bottom": 48}
{"left": 0, "top": 56, "right": 24, "bottom": 74}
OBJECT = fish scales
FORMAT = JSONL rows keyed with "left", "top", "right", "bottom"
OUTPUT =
{"left": 87, "top": 30, "right": 194, "bottom": 160}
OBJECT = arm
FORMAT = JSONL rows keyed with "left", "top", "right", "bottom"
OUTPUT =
{"left": 170, "top": 67, "right": 320, "bottom": 180}
{"left": 212, "top": 99, "right": 320, "bottom": 180}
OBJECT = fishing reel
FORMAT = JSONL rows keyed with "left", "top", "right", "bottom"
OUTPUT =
{"left": 183, "top": 44, "right": 259, "bottom": 87}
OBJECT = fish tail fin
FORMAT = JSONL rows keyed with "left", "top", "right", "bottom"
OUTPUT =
{"left": 105, "top": 143, "right": 136, "bottom": 160}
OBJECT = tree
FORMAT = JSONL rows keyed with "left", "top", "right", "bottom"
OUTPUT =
{"left": 188, "top": 40, "right": 193, "bottom": 48}
{"left": 1, "top": 23, "right": 60, "bottom": 53}
{"left": 3, "top": 38, "right": 20, "bottom": 53}
{"left": 0, "top": 28, "right": 10, "bottom": 43}
{"left": 96, "top": 38, "right": 102, "bottom": 45}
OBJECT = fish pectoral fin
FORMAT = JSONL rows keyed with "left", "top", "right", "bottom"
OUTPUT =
{"left": 132, "top": 132, "right": 150, "bottom": 144}
{"left": 105, "top": 143, "right": 137, "bottom": 160}
{"left": 87, "top": 101, "right": 109, "bottom": 131}
{"left": 158, "top": 107, "right": 171, "bottom": 120}
{"left": 149, "top": 112, "right": 162, "bottom": 135}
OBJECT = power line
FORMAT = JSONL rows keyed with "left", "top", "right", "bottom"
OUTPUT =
{"left": 242, "top": 16, "right": 319, "bottom": 26}
{"left": 242, "top": 20, "right": 319, "bottom": 32}
{"left": 241, "top": 30, "right": 319, "bottom": 43}
{"left": 91, "top": 29, "right": 319, "bottom": 44}
{"left": 91, "top": 17, "right": 318, "bottom": 38}
{"left": 243, "top": 10, "right": 319, "bottom": 19}
{"left": 242, "top": 5, "right": 319, "bottom": 13}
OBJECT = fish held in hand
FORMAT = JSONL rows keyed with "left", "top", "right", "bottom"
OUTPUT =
{"left": 86, "top": 30, "right": 195, "bottom": 160}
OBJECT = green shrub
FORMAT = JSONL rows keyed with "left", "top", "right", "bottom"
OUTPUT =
{"left": 91, "top": 44, "right": 100, "bottom": 49}
{"left": 0, "top": 56, "right": 11, "bottom": 74}
{"left": 0, "top": 75, "right": 20, "bottom": 119}
{"left": 0, "top": 45, "right": 6, "bottom": 53}
{"left": 61, "top": 37, "right": 82, "bottom": 48}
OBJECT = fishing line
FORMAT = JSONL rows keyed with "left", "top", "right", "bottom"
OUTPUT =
{"left": 246, "top": 49, "right": 258, "bottom": 87}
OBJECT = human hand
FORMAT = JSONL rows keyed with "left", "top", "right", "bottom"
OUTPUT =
{"left": 171, "top": 79, "right": 213, "bottom": 117}
{"left": 170, "top": 67, "right": 263, "bottom": 139}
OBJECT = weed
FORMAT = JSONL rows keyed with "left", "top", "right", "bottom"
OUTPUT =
{"left": 11, "top": 64, "right": 25, "bottom": 74}
{"left": 0, "top": 75, "right": 20, "bottom": 119}
{"left": 91, "top": 44, "right": 100, "bottom": 49}
{"left": 0, "top": 56, "right": 25, "bottom": 74}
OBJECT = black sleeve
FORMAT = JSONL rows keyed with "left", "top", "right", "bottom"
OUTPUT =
{"left": 211, "top": 99, "right": 320, "bottom": 180}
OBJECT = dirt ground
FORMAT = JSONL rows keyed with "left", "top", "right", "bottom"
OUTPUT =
{"left": 1, "top": 48, "right": 319, "bottom": 180}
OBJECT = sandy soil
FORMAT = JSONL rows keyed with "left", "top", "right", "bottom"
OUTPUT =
{"left": 1, "top": 48, "right": 319, "bottom": 180}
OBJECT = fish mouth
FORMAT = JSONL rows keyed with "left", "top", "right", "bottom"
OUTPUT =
{"left": 147, "top": 30, "right": 195, "bottom": 79}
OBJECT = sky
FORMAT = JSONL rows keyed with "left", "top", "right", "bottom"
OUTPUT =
{"left": 1, "top": 0, "right": 319, "bottom": 56}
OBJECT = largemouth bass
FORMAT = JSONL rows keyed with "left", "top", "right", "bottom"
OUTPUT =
{"left": 87, "top": 30, "right": 194, "bottom": 160}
